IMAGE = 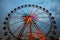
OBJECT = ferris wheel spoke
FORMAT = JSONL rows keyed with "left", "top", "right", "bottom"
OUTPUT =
{"left": 30, "top": 8, "right": 38, "bottom": 15}
{"left": 13, "top": 25, "right": 23, "bottom": 34}
{"left": 30, "top": 9, "right": 33, "bottom": 14}
{"left": 29, "top": 23, "right": 33, "bottom": 40}
{"left": 21, "top": 9, "right": 27, "bottom": 14}
{"left": 33, "top": 21, "right": 43, "bottom": 33}
{"left": 36, "top": 12, "right": 44, "bottom": 16}
{"left": 33, "top": 8, "right": 39, "bottom": 14}
{"left": 36, "top": 19, "right": 50, "bottom": 25}
{"left": 30, "top": 8, "right": 44, "bottom": 16}
{"left": 36, "top": 24, "right": 47, "bottom": 33}
{"left": 33, "top": 21, "right": 47, "bottom": 34}
{"left": 33, "top": 21, "right": 47, "bottom": 40}
{"left": 10, "top": 20, "right": 23, "bottom": 26}
{"left": 11, "top": 16, "right": 22, "bottom": 19}
{"left": 16, "top": 22, "right": 28, "bottom": 40}
{"left": 16, "top": 12, "right": 28, "bottom": 17}
{"left": 39, "top": 21, "right": 50, "bottom": 25}
{"left": 11, "top": 12, "right": 28, "bottom": 18}
{"left": 11, "top": 16, "right": 26, "bottom": 20}
{"left": 26, "top": 8, "right": 29, "bottom": 14}
{"left": 16, "top": 12, "right": 25, "bottom": 15}
{"left": 38, "top": 17, "right": 48, "bottom": 18}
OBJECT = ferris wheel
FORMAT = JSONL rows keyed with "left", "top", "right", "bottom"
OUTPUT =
{"left": 3, "top": 4, "right": 57, "bottom": 40}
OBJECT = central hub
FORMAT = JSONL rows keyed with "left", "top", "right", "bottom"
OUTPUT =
{"left": 24, "top": 16, "right": 33, "bottom": 23}
{"left": 23, "top": 11, "right": 38, "bottom": 23}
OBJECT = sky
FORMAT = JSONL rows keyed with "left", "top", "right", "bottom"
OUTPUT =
{"left": 0, "top": 0, "right": 60, "bottom": 39}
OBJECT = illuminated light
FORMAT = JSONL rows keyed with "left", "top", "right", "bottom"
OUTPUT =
{"left": 30, "top": 12, "right": 38, "bottom": 20}
{"left": 26, "top": 16, "right": 31, "bottom": 23}
{"left": 23, "top": 16, "right": 33, "bottom": 23}
{"left": 34, "top": 34, "right": 37, "bottom": 39}
{"left": 59, "top": 37, "right": 60, "bottom": 40}
{"left": 36, "top": 30, "right": 46, "bottom": 40}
